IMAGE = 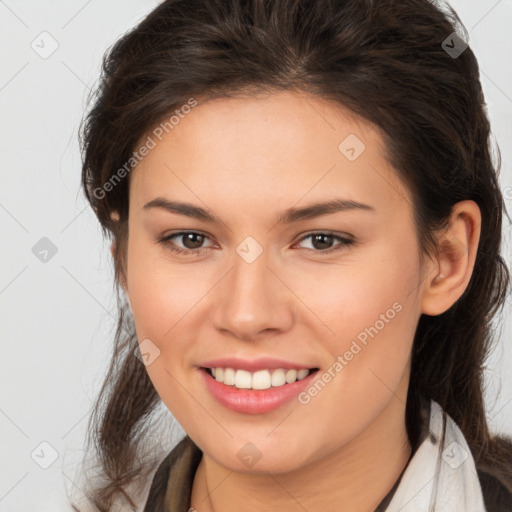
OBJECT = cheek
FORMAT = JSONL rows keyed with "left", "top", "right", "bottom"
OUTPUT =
{"left": 126, "top": 240, "right": 210, "bottom": 344}
{"left": 333, "top": 292, "right": 415, "bottom": 391}
{"left": 298, "top": 237, "right": 420, "bottom": 337}
{"left": 300, "top": 236, "right": 421, "bottom": 388}
{"left": 125, "top": 242, "right": 208, "bottom": 421}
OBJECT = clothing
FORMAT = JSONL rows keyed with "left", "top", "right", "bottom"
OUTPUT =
{"left": 142, "top": 399, "right": 512, "bottom": 511}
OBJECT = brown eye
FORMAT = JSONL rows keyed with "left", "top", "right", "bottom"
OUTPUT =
{"left": 295, "top": 232, "right": 355, "bottom": 253}
{"left": 310, "top": 233, "right": 336, "bottom": 250}
{"left": 159, "top": 231, "right": 214, "bottom": 255}
{"left": 179, "top": 232, "right": 206, "bottom": 249}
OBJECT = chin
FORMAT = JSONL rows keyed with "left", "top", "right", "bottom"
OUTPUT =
{"left": 203, "top": 435, "right": 313, "bottom": 475}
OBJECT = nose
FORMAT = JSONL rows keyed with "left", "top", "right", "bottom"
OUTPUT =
{"left": 212, "top": 247, "right": 295, "bottom": 342}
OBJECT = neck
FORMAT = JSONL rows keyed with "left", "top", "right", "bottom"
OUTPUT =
{"left": 190, "top": 393, "right": 412, "bottom": 512}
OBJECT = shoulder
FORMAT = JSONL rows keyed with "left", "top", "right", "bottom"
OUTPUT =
{"left": 143, "top": 435, "right": 202, "bottom": 512}
{"left": 422, "top": 399, "right": 512, "bottom": 512}
{"left": 477, "top": 467, "right": 512, "bottom": 512}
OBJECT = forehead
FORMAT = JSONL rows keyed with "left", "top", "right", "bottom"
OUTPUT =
{"left": 128, "top": 90, "right": 411, "bottom": 219}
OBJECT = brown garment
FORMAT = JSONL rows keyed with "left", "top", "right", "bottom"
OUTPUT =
{"left": 143, "top": 436, "right": 202, "bottom": 512}
{"left": 142, "top": 400, "right": 512, "bottom": 512}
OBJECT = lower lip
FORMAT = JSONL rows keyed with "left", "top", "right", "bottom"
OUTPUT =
{"left": 200, "top": 368, "right": 319, "bottom": 414}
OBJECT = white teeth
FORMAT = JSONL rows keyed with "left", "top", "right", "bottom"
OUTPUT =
{"left": 285, "top": 369, "right": 297, "bottom": 383}
{"left": 223, "top": 367, "right": 236, "bottom": 386}
{"left": 271, "top": 369, "right": 286, "bottom": 386}
{"left": 214, "top": 368, "right": 224, "bottom": 382}
{"left": 234, "top": 369, "right": 252, "bottom": 389}
{"left": 209, "top": 367, "right": 312, "bottom": 389}
{"left": 252, "top": 370, "right": 272, "bottom": 390}
{"left": 297, "top": 369, "right": 309, "bottom": 380}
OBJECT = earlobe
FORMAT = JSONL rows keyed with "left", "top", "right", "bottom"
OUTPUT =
{"left": 420, "top": 200, "right": 481, "bottom": 316}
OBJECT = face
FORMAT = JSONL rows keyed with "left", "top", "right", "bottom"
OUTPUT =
{"left": 122, "top": 90, "right": 426, "bottom": 473}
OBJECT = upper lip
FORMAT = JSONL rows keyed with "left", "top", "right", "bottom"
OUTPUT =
{"left": 200, "top": 357, "right": 318, "bottom": 372}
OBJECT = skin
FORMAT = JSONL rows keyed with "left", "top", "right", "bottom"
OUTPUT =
{"left": 113, "top": 90, "right": 481, "bottom": 512}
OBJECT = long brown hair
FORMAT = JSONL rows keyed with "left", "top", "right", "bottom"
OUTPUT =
{"left": 75, "top": 0, "right": 512, "bottom": 509}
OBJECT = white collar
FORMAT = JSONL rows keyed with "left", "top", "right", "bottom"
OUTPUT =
{"left": 385, "top": 399, "right": 486, "bottom": 511}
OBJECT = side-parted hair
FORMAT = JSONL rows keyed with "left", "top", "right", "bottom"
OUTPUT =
{"left": 77, "top": 0, "right": 512, "bottom": 509}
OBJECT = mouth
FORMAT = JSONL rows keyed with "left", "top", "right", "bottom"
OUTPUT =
{"left": 201, "top": 366, "right": 320, "bottom": 390}
{"left": 199, "top": 365, "right": 320, "bottom": 414}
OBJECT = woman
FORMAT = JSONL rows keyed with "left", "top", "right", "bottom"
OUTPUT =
{"left": 74, "top": 0, "right": 512, "bottom": 510}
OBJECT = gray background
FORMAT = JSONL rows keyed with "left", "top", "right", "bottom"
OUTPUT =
{"left": 1, "top": 1, "right": 511, "bottom": 510}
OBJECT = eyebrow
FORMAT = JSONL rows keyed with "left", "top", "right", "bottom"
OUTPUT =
{"left": 143, "top": 197, "right": 375, "bottom": 225}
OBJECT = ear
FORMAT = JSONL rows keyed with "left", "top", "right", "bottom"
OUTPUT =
{"left": 420, "top": 200, "right": 481, "bottom": 316}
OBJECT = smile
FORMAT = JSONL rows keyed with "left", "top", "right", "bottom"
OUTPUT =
{"left": 206, "top": 367, "right": 316, "bottom": 390}
{"left": 200, "top": 366, "right": 320, "bottom": 414}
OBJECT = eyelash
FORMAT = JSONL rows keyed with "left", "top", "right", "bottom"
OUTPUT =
{"left": 158, "top": 231, "right": 355, "bottom": 256}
